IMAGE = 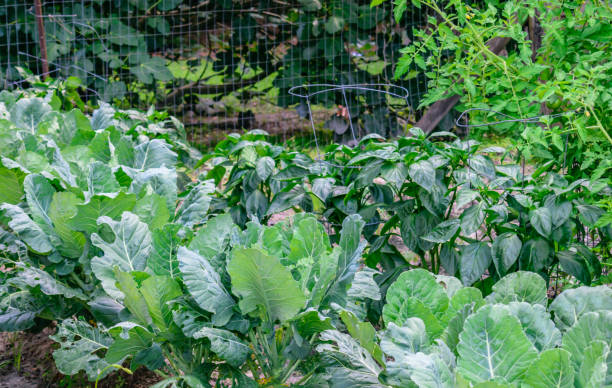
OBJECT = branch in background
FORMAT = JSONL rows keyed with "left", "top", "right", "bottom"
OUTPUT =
{"left": 158, "top": 70, "right": 271, "bottom": 108}
{"left": 415, "top": 36, "right": 511, "bottom": 134}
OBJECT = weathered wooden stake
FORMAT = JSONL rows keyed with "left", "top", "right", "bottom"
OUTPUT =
{"left": 33, "top": 0, "right": 49, "bottom": 78}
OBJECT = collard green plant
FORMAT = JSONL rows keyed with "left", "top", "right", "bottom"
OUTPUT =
{"left": 49, "top": 213, "right": 377, "bottom": 386}
{"left": 316, "top": 269, "right": 612, "bottom": 387}
{"left": 0, "top": 85, "right": 204, "bottom": 333}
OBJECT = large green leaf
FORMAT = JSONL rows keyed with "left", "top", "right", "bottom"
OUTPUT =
{"left": 459, "top": 242, "right": 491, "bottom": 286}
{"left": 522, "top": 348, "right": 574, "bottom": 388}
{"left": 87, "top": 161, "right": 120, "bottom": 197}
{"left": 317, "top": 330, "right": 383, "bottom": 387}
{"left": 133, "top": 139, "right": 177, "bottom": 170}
{"left": 504, "top": 302, "right": 561, "bottom": 351}
{"left": 177, "top": 246, "right": 235, "bottom": 326}
{"left": 24, "top": 173, "right": 56, "bottom": 235}
{"left": 8, "top": 265, "right": 86, "bottom": 300}
{"left": 288, "top": 215, "right": 330, "bottom": 264}
{"left": 576, "top": 341, "right": 609, "bottom": 388}
{"left": 0, "top": 203, "right": 53, "bottom": 254}
{"left": 90, "top": 102, "right": 115, "bottom": 130}
{"left": 9, "top": 97, "right": 51, "bottom": 132}
{"left": 114, "top": 269, "right": 152, "bottom": 326}
{"left": 67, "top": 192, "right": 137, "bottom": 233}
{"left": 228, "top": 247, "right": 305, "bottom": 322}
{"left": 383, "top": 269, "right": 449, "bottom": 339}
{"left": 322, "top": 214, "right": 366, "bottom": 306}
{"left": 188, "top": 213, "right": 235, "bottom": 260}
{"left": 491, "top": 233, "right": 521, "bottom": 277}
{"left": 129, "top": 167, "right": 177, "bottom": 210}
{"left": 50, "top": 319, "right": 113, "bottom": 381}
{"left": 149, "top": 223, "right": 182, "bottom": 278}
{"left": 132, "top": 193, "right": 169, "bottom": 231}
{"left": 380, "top": 319, "right": 429, "bottom": 385}
{"left": 457, "top": 304, "right": 538, "bottom": 384}
{"left": 105, "top": 325, "right": 157, "bottom": 366}
{"left": 550, "top": 286, "right": 612, "bottom": 331}
{"left": 176, "top": 180, "right": 215, "bottom": 227}
{"left": 485, "top": 271, "right": 547, "bottom": 306}
{"left": 444, "top": 286, "right": 484, "bottom": 323}
{"left": 91, "top": 212, "right": 152, "bottom": 299}
{"left": 561, "top": 311, "right": 612, "bottom": 385}
{"left": 340, "top": 310, "right": 384, "bottom": 365}
{"left": 0, "top": 167, "right": 23, "bottom": 204}
{"left": 408, "top": 159, "right": 435, "bottom": 192}
{"left": 141, "top": 275, "right": 182, "bottom": 331}
{"left": 192, "top": 327, "right": 250, "bottom": 368}
{"left": 49, "top": 191, "right": 86, "bottom": 258}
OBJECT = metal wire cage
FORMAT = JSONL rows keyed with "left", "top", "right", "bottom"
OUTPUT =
{"left": 288, "top": 83, "right": 411, "bottom": 167}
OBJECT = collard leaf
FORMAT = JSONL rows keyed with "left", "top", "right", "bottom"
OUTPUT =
{"left": 132, "top": 193, "right": 169, "bottom": 231}
{"left": 49, "top": 191, "right": 85, "bottom": 258}
{"left": 550, "top": 286, "right": 612, "bottom": 331}
{"left": 9, "top": 265, "right": 86, "bottom": 300}
{"left": 288, "top": 215, "right": 330, "bottom": 264}
{"left": 576, "top": 341, "right": 610, "bottom": 388}
{"left": 67, "top": 192, "right": 137, "bottom": 233}
{"left": 24, "top": 173, "right": 56, "bottom": 234}
{"left": 0, "top": 167, "right": 24, "bottom": 204}
{"left": 129, "top": 167, "right": 177, "bottom": 210}
{"left": 50, "top": 319, "right": 113, "bottom": 381}
{"left": 457, "top": 304, "right": 538, "bottom": 384}
{"left": 188, "top": 213, "right": 236, "bottom": 262}
{"left": 141, "top": 275, "right": 182, "bottom": 331}
{"left": 105, "top": 325, "right": 155, "bottom": 364}
{"left": 10, "top": 97, "right": 51, "bottom": 132}
{"left": 133, "top": 139, "right": 177, "bottom": 170}
{"left": 340, "top": 310, "right": 384, "bottom": 365}
{"left": 561, "top": 311, "right": 612, "bottom": 383}
{"left": 522, "top": 348, "right": 575, "bottom": 388}
{"left": 176, "top": 180, "right": 215, "bottom": 227}
{"left": 91, "top": 212, "right": 152, "bottom": 299}
{"left": 228, "top": 247, "right": 305, "bottom": 322}
{"left": 504, "top": 302, "right": 561, "bottom": 351}
{"left": 317, "top": 330, "right": 382, "bottom": 385}
{"left": 177, "top": 247, "right": 235, "bottom": 327}
{"left": 90, "top": 102, "right": 115, "bottom": 130}
{"left": 193, "top": 327, "right": 250, "bottom": 368}
{"left": 149, "top": 223, "right": 182, "bottom": 278}
{"left": 485, "top": 271, "right": 547, "bottom": 306}
{"left": 0, "top": 203, "right": 53, "bottom": 254}
{"left": 383, "top": 269, "right": 449, "bottom": 324}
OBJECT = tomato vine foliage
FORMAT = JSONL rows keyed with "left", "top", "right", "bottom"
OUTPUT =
{"left": 387, "top": 0, "right": 612, "bottom": 179}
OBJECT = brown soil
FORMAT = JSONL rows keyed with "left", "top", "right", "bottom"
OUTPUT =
{"left": 0, "top": 327, "right": 160, "bottom": 388}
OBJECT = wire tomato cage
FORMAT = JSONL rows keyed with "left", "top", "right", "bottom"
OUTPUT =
{"left": 288, "top": 83, "right": 411, "bottom": 170}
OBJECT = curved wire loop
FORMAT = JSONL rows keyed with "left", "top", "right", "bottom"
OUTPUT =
{"left": 289, "top": 83, "right": 411, "bottom": 169}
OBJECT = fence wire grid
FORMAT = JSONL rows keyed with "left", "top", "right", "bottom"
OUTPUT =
{"left": 0, "top": 0, "right": 430, "bottom": 148}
